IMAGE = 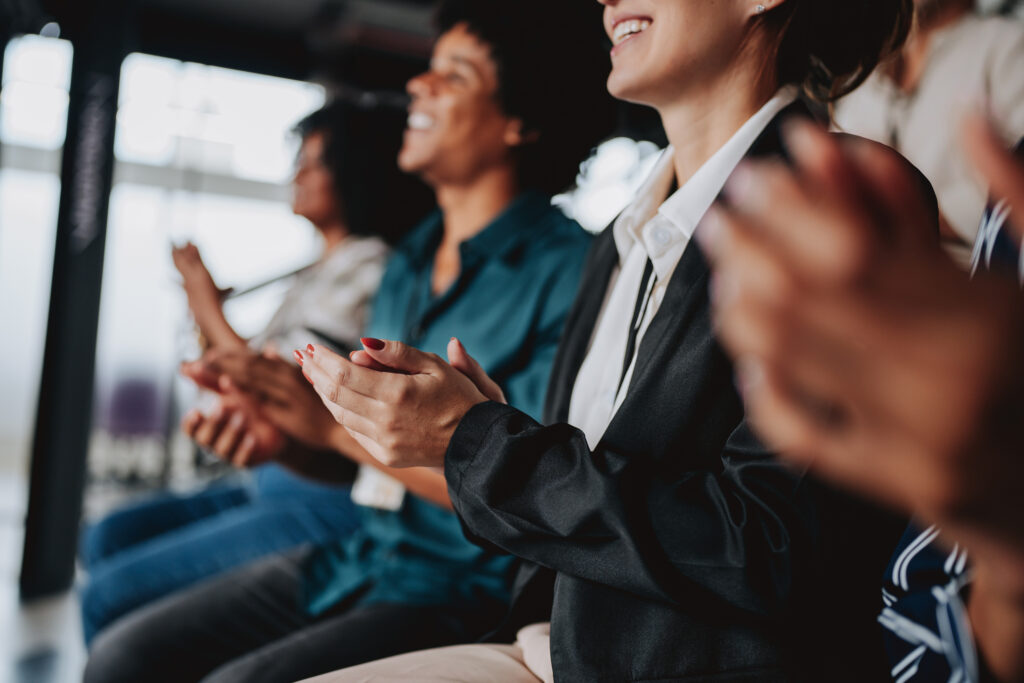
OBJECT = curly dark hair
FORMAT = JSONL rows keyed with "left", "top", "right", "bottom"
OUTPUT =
{"left": 758, "top": 0, "right": 914, "bottom": 103}
{"left": 436, "top": 0, "right": 619, "bottom": 197}
{"left": 293, "top": 98, "right": 434, "bottom": 245}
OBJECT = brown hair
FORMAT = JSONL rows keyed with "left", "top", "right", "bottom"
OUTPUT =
{"left": 760, "top": 0, "right": 914, "bottom": 102}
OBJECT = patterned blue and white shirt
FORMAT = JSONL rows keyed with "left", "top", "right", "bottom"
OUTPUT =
{"left": 878, "top": 141, "right": 1022, "bottom": 683}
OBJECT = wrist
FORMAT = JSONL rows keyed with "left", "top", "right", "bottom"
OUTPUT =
{"left": 973, "top": 554, "right": 1024, "bottom": 605}
{"left": 969, "top": 564, "right": 1024, "bottom": 682}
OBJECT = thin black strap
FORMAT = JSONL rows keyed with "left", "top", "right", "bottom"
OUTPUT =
{"left": 618, "top": 259, "right": 655, "bottom": 393}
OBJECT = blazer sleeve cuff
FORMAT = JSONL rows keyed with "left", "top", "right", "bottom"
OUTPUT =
{"left": 445, "top": 400, "right": 522, "bottom": 502}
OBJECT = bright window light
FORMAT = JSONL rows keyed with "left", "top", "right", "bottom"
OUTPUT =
{"left": 0, "top": 36, "right": 73, "bottom": 149}
{"left": 115, "top": 53, "right": 326, "bottom": 183}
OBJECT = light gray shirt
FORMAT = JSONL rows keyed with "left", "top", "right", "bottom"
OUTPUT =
{"left": 835, "top": 14, "right": 1024, "bottom": 245}
{"left": 251, "top": 235, "right": 389, "bottom": 355}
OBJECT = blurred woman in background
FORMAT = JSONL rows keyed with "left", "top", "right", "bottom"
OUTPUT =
{"left": 78, "top": 98, "right": 433, "bottom": 644}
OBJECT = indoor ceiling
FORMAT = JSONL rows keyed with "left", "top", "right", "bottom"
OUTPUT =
{"left": 141, "top": 0, "right": 328, "bottom": 31}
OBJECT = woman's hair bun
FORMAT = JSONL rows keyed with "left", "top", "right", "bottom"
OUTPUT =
{"left": 765, "top": 0, "right": 914, "bottom": 102}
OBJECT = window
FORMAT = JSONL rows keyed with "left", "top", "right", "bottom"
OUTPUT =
{"left": 0, "top": 35, "right": 72, "bottom": 485}
{"left": 87, "top": 54, "right": 325, "bottom": 492}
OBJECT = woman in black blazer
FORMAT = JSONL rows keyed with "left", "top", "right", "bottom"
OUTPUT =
{"left": 299, "top": 0, "right": 923, "bottom": 680}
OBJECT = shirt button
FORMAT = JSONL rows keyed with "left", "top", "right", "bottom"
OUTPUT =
{"left": 645, "top": 223, "right": 674, "bottom": 256}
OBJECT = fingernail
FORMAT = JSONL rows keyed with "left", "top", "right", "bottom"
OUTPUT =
{"left": 306, "top": 344, "right": 315, "bottom": 355}
{"left": 735, "top": 356, "right": 765, "bottom": 398}
{"left": 695, "top": 205, "right": 724, "bottom": 255}
{"left": 303, "top": 370, "right": 314, "bottom": 385}
{"left": 293, "top": 350, "right": 304, "bottom": 366}
{"left": 228, "top": 412, "right": 245, "bottom": 430}
{"left": 361, "top": 337, "right": 385, "bottom": 351}
{"left": 723, "top": 163, "right": 763, "bottom": 210}
{"left": 781, "top": 117, "right": 819, "bottom": 161}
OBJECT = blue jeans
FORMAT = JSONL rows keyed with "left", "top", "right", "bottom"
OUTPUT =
{"left": 79, "top": 465, "right": 358, "bottom": 644}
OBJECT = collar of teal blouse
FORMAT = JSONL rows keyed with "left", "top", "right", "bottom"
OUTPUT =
{"left": 398, "top": 190, "right": 555, "bottom": 268}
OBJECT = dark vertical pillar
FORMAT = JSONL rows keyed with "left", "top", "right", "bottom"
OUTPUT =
{"left": 20, "top": 4, "right": 126, "bottom": 601}
{"left": 0, "top": 31, "right": 7, "bottom": 173}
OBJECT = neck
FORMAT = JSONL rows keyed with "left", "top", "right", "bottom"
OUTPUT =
{"left": 317, "top": 222, "right": 349, "bottom": 253}
{"left": 894, "top": 1, "right": 971, "bottom": 90}
{"left": 916, "top": 0, "right": 971, "bottom": 33}
{"left": 434, "top": 164, "right": 520, "bottom": 246}
{"left": 657, "top": 67, "right": 777, "bottom": 188}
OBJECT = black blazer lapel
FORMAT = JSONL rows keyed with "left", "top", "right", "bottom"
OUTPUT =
{"left": 545, "top": 101, "right": 810, "bottom": 428}
{"left": 543, "top": 226, "right": 620, "bottom": 424}
{"left": 619, "top": 102, "right": 807, "bottom": 407}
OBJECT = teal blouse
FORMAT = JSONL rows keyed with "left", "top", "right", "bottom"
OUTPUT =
{"left": 303, "top": 191, "right": 592, "bottom": 616}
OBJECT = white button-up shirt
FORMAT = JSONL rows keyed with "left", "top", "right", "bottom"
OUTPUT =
{"left": 567, "top": 88, "right": 797, "bottom": 450}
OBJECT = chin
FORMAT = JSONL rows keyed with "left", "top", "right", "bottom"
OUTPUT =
{"left": 606, "top": 70, "right": 652, "bottom": 106}
{"left": 397, "top": 152, "right": 418, "bottom": 174}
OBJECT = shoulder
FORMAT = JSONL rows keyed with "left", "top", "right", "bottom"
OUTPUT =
{"left": 959, "top": 14, "right": 1024, "bottom": 41}
{"left": 525, "top": 204, "right": 594, "bottom": 260}
{"left": 384, "top": 211, "right": 442, "bottom": 268}
{"left": 947, "top": 15, "right": 1024, "bottom": 70}
{"left": 334, "top": 236, "right": 390, "bottom": 268}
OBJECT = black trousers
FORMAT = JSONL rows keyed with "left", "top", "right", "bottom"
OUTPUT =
{"left": 83, "top": 549, "right": 503, "bottom": 683}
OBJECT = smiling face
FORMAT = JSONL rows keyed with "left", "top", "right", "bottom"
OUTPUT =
{"left": 398, "top": 23, "right": 523, "bottom": 188}
{"left": 599, "top": 0, "right": 756, "bottom": 108}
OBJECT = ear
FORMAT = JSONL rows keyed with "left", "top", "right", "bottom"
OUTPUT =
{"left": 504, "top": 118, "right": 541, "bottom": 147}
{"left": 750, "top": 0, "right": 787, "bottom": 18}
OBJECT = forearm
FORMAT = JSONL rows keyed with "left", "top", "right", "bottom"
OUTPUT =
{"left": 969, "top": 557, "right": 1024, "bottom": 682}
{"left": 446, "top": 401, "right": 805, "bottom": 614}
{"left": 327, "top": 424, "right": 452, "bottom": 510}
{"left": 189, "top": 297, "right": 247, "bottom": 350}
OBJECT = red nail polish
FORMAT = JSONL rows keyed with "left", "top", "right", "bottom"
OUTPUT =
{"left": 306, "top": 344, "right": 315, "bottom": 354}
{"left": 361, "top": 337, "right": 385, "bottom": 351}
{"left": 303, "top": 371, "right": 313, "bottom": 385}
{"left": 293, "top": 350, "right": 304, "bottom": 366}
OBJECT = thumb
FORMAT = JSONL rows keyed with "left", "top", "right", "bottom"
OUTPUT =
{"left": 447, "top": 338, "right": 506, "bottom": 404}
{"left": 358, "top": 338, "right": 438, "bottom": 375}
{"left": 963, "top": 112, "right": 1024, "bottom": 246}
{"left": 350, "top": 349, "right": 399, "bottom": 373}
{"left": 181, "top": 359, "right": 222, "bottom": 392}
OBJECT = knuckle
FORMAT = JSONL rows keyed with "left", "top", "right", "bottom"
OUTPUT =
{"left": 380, "top": 412, "right": 400, "bottom": 434}
{"left": 382, "top": 434, "right": 402, "bottom": 453}
{"left": 392, "top": 383, "right": 412, "bottom": 403}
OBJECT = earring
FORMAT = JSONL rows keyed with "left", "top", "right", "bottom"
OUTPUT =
{"left": 755, "top": 4, "right": 766, "bottom": 13}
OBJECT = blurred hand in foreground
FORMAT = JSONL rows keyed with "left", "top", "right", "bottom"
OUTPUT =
{"left": 698, "top": 117, "right": 1024, "bottom": 680}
